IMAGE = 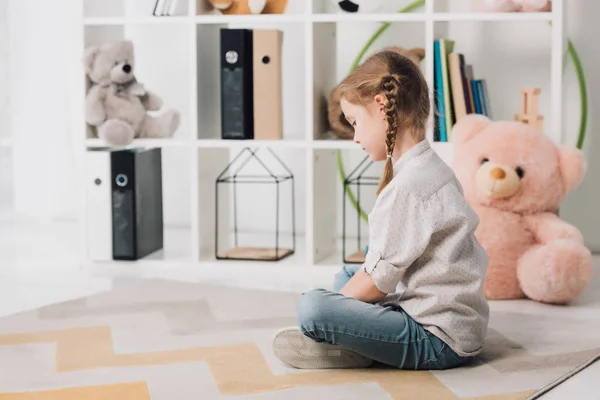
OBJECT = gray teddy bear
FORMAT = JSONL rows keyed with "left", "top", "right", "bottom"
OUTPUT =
{"left": 83, "top": 40, "right": 180, "bottom": 146}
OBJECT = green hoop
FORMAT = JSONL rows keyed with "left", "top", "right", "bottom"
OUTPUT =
{"left": 338, "top": 0, "right": 588, "bottom": 223}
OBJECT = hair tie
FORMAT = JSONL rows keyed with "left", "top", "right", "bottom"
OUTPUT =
{"left": 386, "top": 154, "right": 393, "bottom": 159}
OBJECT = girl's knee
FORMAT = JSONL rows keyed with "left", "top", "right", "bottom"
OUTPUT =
{"left": 296, "top": 289, "right": 331, "bottom": 329}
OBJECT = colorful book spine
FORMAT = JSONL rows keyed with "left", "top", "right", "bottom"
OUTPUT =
{"left": 439, "top": 39, "right": 455, "bottom": 138}
{"left": 448, "top": 52, "right": 467, "bottom": 121}
{"left": 464, "top": 64, "right": 476, "bottom": 114}
{"left": 433, "top": 39, "right": 491, "bottom": 141}
{"left": 481, "top": 79, "right": 492, "bottom": 118}
{"left": 472, "top": 79, "right": 481, "bottom": 114}
{"left": 433, "top": 40, "right": 447, "bottom": 142}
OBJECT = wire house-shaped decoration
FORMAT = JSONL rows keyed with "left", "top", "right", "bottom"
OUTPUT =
{"left": 343, "top": 154, "right": 379, "bottom": 264}
{"left": 215, "top": 147, "right": 296, "bottom": 262}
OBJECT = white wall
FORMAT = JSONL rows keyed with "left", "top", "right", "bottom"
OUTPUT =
{"left": 0, "top": 0, "right": 12, "bottom": 216}
{"left": 557, "top": 2, "right": 600, "bottom": 252}
{"left": 8, "top": 0, "right": 79, "bottom": 220}
{"left": 6, "top": 0, "right": 600, "bottom": 251}
{"left": 0, "top": 0, "right": 8, "bottom": 141}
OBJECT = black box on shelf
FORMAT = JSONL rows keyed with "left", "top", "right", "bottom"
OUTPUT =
{"left": 220, "top": 28, "right": 254, "bottom": 140}
{"left": 110, "top": 148, "right": 164, "bottom": 261}
{"left": 219, "top": 28, "right": 285, "bottom": 141}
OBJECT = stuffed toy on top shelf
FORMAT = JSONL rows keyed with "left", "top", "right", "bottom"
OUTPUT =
{"left": 451, "top": 114, "right": 592, "bottom": 305}
{"left": 83, "top": 40, "right": 180, "bottom": 147}
{"left": 472, "top": 0, "right": 552, "bottom": 12}
{"left": 207, "top": 0, "right": 288, "bottom": 14}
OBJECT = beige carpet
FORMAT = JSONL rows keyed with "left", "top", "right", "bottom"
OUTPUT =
{"left": 0, "top": 279, "right": 598, "bottom": 399}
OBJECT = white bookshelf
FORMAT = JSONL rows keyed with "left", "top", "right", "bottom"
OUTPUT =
{"left": 74, "top": 0, "right": 565, "bottom": 280}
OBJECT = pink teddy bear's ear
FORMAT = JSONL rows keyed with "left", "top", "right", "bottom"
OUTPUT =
{"left": 557, "top": 145, "right": 587, "bottom": 194}
{"left": 451, "top": 114, "right": 492, "bottom": 147}
{"left": 518, "top": 0, "right": 551, "bottom": 12}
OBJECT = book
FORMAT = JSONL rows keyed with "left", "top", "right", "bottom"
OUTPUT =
{"left": 433, "top": 39, "right": 492, "bottom": 140}
{"left": 481, "top": 79, "right": 492, "bottom": 118}
{"left": 472, "top": 79, "right": 481, "bottom": 114}
{"left": 463, "top": 64, "right": 476, "bottom": 114}
{"left": 478, "top": 80, "right": 487, "bottom": 116}
{"left": 433, "top": 40, "right": 447, "bottom": 142}
{"left": 439, "top": 39, "right": 455, "bottom": 138}
{"left": 153, "top": 0, "right": 178, "bottom": 16}
{"left": 448, "top": 52, "right": 467, "bottom": 121}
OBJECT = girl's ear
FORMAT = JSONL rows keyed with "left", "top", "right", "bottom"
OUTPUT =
{"left": 374, "top": 94, "right": 386, "bottom": 116}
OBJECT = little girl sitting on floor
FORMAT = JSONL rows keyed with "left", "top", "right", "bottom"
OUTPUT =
{"left": 272, "top": 49, "right": 490, "bottom": 370}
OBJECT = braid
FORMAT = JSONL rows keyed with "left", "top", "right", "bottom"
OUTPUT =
{"left": 377, "top": 75, "right": 400, "bottom": 196}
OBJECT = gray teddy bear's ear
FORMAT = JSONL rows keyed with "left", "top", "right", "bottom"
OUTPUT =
{"left": 83, "top": 45, "right": 99, "bottom": 75}
{"left": 122, "top": 40, "right": 134, "bottom": 57}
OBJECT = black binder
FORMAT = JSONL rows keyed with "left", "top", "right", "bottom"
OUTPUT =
{"left": 220, "top": 28, "right": 254, "bottom": 140}
{"left": 111, "top": 148, "right": 163, "bottom": 260}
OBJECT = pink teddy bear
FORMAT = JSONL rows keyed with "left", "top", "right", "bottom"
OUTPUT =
{"left": 472, "top": 0, "right": 551, "bottom": 12}
{"left": 451, "top": 115, "right": 593, "bottom": 305}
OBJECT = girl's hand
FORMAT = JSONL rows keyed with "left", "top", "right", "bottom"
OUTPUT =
{"left": 339, "top": 269, "right": 387, "bottom": 304}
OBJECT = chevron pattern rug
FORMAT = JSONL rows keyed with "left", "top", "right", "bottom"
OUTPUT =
{"left": 0, "top": 279, "right": 598, "bottom": 400}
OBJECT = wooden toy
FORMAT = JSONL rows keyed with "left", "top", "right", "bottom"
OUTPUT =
{"left": 515, "top": 87, "right": 544, "bottom": 131}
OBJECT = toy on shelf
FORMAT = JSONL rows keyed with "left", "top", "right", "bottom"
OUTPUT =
{"left": 83, "top": 40, "right": 180, "bottom": 147}
{"left": 451, "top": 114, "right": 593, "bottom": 305}
{"left": 327, "top": 46, "right": 425, "bottom": 140}
{"left": 471, "top": 0, "right": 552, "bottom": 12}
{"left": 215, "top": 147, "right": 296, "bottom": 262}
{"left": 207, "top": 0, "right": 288, "bottom": 14}
{"left": 515, "top": 87, "right": 543, "bottom": 131}
{"left": 330, "top": 0, "right": 387, "bottom": 13}
{"left": 342, "top": 155, "right": 378, "bottom": 264}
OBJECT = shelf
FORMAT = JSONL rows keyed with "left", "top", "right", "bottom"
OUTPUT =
{"left": 83, "top": 16, "right": 189, "bottom": 25}
{"left": 196, "top": 139, "right": 307, "bottom": 149}
{"left": 85, "top": 139, "right": 308, "bottom": 149}
{"left": 88, "top": 225, "right": 193, "bottom": 264}
{"left": 312, "top": 19, "right": 425, "bottom": 142}
{"left": 432, "top": 12, "right": 552, "bottom": 21}
{"left": 200, "top": 233, "right": 306, "bottom": 265}
{"left": 83, "top": 12, "right": 553, "bottom": 27}
{"left": 196, "top": 147, "right": 306, "bottom": 263}
{"left": 311, "top": 13, "right": 426, "bottom": 23}
{"left": 85, "top": 138, "right": 192, "bottom": 148}
{"left": 431, "top": 19, "right": 553, "bottom": 133}
{"left": 195, "top": 22, "right": 306, "bottom": 142}
{"left": 193, "top": 14, "right": 307, "bottom": 24}
{"left": 311, "top": 140, "right": 358, "bottom": 150}
{"left": 77, "top": 0, "right": 566, "bottom": 276}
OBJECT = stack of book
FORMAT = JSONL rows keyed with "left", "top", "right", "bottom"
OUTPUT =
{"left": 153, "top": 0, "right": 180, "bottom": 16}
{"left": 433, "top": 38, "right": 491, "bottom": 142}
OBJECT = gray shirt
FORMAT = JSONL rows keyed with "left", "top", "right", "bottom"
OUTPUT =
{"left": 363, "top": 138, "right": 490, "bottom": 357}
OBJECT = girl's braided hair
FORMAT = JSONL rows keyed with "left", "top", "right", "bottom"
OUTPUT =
{"left": 334, "top": 50, "right": 430, "bottom": 195}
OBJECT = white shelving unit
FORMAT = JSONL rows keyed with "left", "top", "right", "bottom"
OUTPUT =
{"left": 74, "top": 0, "right": 565, "bottom": 281}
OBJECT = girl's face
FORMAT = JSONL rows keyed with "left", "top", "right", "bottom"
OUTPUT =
{"left": 340, "top": 95, "right": 390, "bottom": 162}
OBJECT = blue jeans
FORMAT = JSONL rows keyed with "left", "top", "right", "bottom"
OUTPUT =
{"left": 296, "top": 265, "right": 471, "bottom": 370}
